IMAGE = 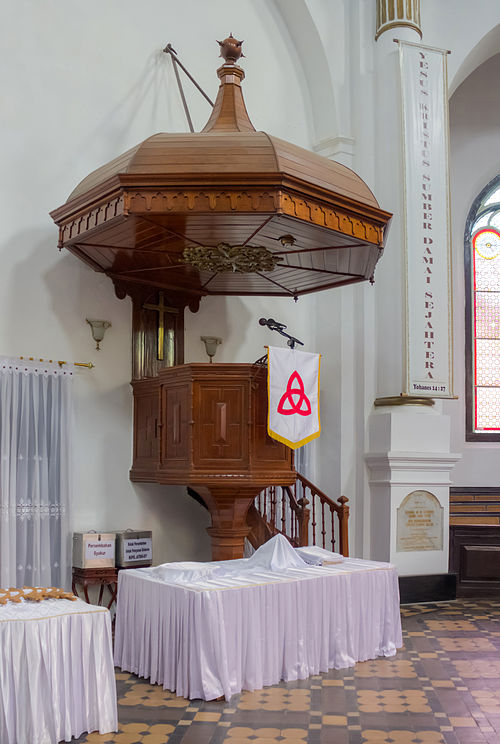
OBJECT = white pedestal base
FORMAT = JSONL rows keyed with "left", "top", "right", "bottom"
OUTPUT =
{"left": 365, "top": 405, "right": 461, "bottom": 577}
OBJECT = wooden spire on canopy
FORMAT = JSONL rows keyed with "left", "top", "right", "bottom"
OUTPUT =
{"left": 50, "top": 36, "right": 391, "bottom": 304}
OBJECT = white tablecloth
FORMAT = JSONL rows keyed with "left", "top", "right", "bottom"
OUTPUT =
{"left": 114, "top": 557, "right": 402, "bottom": 701}
{"left": 0, "top": 598, "right": 117, "bottom": 744}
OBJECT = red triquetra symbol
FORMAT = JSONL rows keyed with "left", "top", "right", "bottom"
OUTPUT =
{"left": 277, "top": 370, "right": 312, "bottom": 416}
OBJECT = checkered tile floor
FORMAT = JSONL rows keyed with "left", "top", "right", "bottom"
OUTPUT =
{"left": 70, "top": 598, "right": 500, "bottom": 744}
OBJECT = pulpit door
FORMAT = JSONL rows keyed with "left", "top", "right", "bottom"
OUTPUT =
{"left": 192, "top": 380, "right": 250, "bottom": 470}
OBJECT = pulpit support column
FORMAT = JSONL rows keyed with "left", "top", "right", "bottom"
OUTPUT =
{"left": 198, "top": 486, "right": 260, "bottom": 560}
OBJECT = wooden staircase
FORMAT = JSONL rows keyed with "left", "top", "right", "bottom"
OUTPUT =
{"left": 189, "top": 473, "right": 350, "bottom": 557}
{"left": 249, "top": 473, "right": 350, "bottom": 556}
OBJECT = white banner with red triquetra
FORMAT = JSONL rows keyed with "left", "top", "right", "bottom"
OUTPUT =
{"left": 267, "top": 346, "right": 321, "bottom": 449}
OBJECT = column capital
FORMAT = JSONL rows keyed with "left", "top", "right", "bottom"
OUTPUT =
{"left": 375, "top": 0, "right": 422, "bottom": 42}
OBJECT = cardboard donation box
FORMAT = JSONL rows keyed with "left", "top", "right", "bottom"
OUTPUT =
{"left": 115, "top": 530, "right": 153, "bottom": 568}
{"left": 72, "top": 532, "right": 116, "bottom": 568}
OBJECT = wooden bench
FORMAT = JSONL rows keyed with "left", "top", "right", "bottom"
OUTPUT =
{"left": 449, "top": 488, "right": 500, "bottom": 596}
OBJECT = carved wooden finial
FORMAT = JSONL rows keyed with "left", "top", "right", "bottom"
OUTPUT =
{"left": 202, "top": 33, "right": 254, "bottom": 133}
{"left": 217, "top": 33, "right": 244, "bottom": 64}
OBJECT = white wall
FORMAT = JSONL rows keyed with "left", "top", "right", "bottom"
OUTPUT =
{"left": 444, "top": 52, "right": 500, "bottom": 485}
{"left": 4, "top": 0, "right": 500, "bottom": 570}
{"left": 0, "top": 0, "right": 315, "bottom": 565}
{"left": 420, "top": 1, "right": 500, "bottom": 95}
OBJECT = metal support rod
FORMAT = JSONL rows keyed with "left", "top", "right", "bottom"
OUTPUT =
{"left": 19, "top": 356, "right": 94, "bottom": 369}
{"left": 170, "top": 53, "right": 194, "bottom": 133}
{"left": 163, "top": 43, "right": 215, "bottom": 107}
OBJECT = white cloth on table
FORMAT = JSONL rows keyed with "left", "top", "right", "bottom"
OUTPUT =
{"left": 151, "top": 533, "right": 308, "bottom": 585}
{"left": 0, "top": 597, "right": 117, "bottom": 744}
{"left": 247, "top": 534, "right": 309, "bottom": 570}
{"left": 114, "top": 540, "right": 402, "bottom": 701}
{"left": 151, "top": 561, "right": 229, "bottom": 585}
{"left": 295, "top": 545, "right": 344, "bottom": 565}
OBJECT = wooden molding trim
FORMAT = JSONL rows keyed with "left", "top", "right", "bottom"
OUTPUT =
{"left": 374, "top": 395, "right": 435, "bottom": 407}
{"left": 59, "top": 195, "right": 124, "bottom": 245}
{"left": 280, "top": 193, "right": 383, "bottom": 244}
{"left": 124, "top": 188, "right": 278, "bottom": 216}
{"left": 56, "top": 187, "right": 385, "bottom": 249}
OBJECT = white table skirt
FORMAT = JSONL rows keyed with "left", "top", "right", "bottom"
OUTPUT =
{"left": 114, "top": 558, "right": 402, "bottom": 701}
{"left": 0, "top": 598, "right": 117, "bottom": 744}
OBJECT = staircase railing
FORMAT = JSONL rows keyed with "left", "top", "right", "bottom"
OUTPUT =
{"left": 254, "top": 473, "right": 350, "bottom": 556}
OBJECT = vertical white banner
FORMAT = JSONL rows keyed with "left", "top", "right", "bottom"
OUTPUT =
{"left": 267, "top": 346, "right": 321, "bottom": 449}
{"left": 399, "top": 40, "right": 454, "bottom": 398}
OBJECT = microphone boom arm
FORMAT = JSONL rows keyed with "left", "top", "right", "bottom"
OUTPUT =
{"left": 258, "top": 317, "right": 304, "bottom": 349}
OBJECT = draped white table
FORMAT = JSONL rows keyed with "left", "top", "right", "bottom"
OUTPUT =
{"left": 0, "top": 597, "right": 117, "bottom": 744}
{"left": 114, "top": 557, "right": 402, "bottom": 701}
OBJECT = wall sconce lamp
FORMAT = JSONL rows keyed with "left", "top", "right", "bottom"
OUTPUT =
{"left": 86, "top": 319, "right": 111, "bottom": 350}
{"left": 201, "top": 336, "right": 222, "bottom": 362}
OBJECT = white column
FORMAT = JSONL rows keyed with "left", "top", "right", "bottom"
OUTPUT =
{"left": 366, "top": 403, "right": 460, "bottom": 574}
{"left": 365, "top": 15, "right": 460, "bottom": 576}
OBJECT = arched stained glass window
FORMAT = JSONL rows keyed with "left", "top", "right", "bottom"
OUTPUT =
{"left": 465, "top": 175, "right": 500, "bottom": 440}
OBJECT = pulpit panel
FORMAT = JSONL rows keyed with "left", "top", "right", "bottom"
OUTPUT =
{"left": 193, "top": 383, "right": 249, "bottom": 467}
{"left": 161, "top": 384, "right": 191, "bottom": 468}
{"left": 252, "top": 371, "right": 292, "bottom": 470}
{"left": 134, "top": 392, "right": 158, "bottom": 462}
{"left": 153, "top": 364, "right": 295, "bottom": 492}
{"left": 130, "top": 378, "right": 159, "bottom": 482}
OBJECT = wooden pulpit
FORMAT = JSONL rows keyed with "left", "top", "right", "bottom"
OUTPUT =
{"left": 49, "top": 34, "right": 388, "bottom": 568}
{"left": 131, "top": 363, "right": 295, "bottom": 560}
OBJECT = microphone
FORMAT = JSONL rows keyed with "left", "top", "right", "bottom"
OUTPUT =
{"left": 257, "top": 317, "right": 303, "bottom": 349}
{"left": 258, "top": 317, "right": 287, "bottom": 331}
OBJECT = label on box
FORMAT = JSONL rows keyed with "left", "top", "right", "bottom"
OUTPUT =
{"left": 123, "top": 537, "right": 152, "bottom": 562}
{"left": 85, "top": 541, "right": 115, "bottom": 560}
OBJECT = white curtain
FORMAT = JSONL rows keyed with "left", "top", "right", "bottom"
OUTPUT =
{"left": 0, "top": 358, "right": 73, "bottom": 589}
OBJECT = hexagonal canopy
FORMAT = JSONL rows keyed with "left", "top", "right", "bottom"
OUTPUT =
{"left": 51, "top": 46, "right": 391, "bottom": 301}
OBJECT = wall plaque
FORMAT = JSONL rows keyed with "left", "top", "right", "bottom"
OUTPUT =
{"left": 397, "top": 490, "right": 443, "bottom": 551}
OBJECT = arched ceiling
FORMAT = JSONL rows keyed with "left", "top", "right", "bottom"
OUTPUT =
{"left": 449, "top": 23, "right": 500, "bottom": 96}
{"left": 271, "top": 0, "right": 339, "bottom": 147}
